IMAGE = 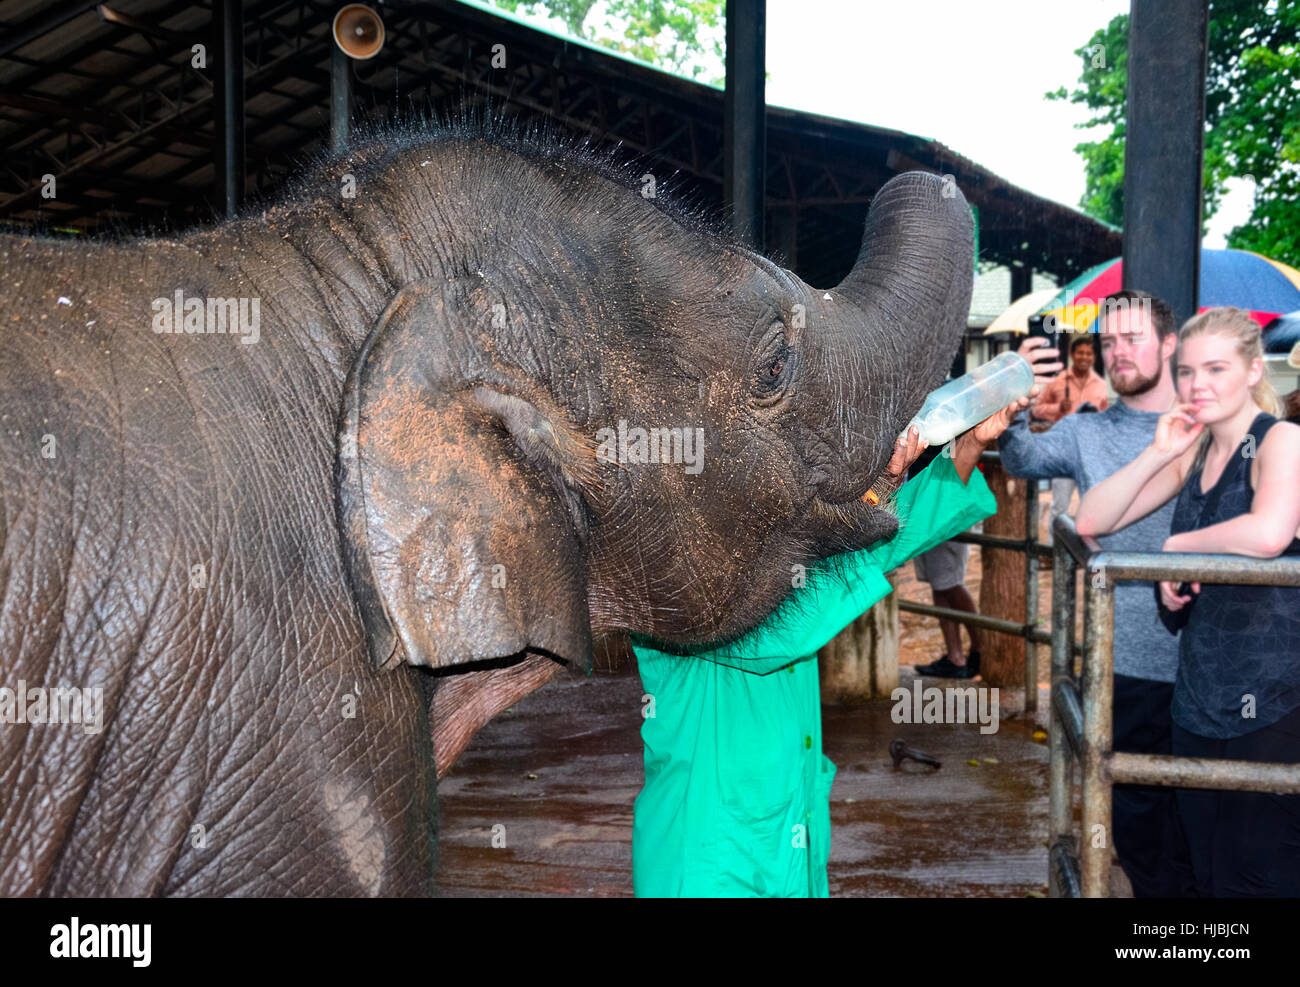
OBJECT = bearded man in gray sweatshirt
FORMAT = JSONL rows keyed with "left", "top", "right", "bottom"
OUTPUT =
{"left": 998, "top": 289, "right": 1194, "bottom": 897}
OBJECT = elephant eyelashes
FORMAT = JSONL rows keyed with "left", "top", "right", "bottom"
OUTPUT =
{"left": 752, "top": 322, "right": 793, "bottom": 405}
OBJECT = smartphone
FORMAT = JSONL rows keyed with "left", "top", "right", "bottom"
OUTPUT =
{"left": 1027, "top": 314, "right": 1052, "bottom": 339}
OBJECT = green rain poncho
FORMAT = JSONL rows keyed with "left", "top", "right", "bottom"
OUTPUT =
{"left": 630, "top": 451, "right": 996, "bottom": 897}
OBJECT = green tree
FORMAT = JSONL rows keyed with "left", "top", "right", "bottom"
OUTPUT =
{"left": 489, "top": 0, "right": 725, "bottom": 83}
{"left": 1047, "top": 1, "right": 1300, "bottom": 267}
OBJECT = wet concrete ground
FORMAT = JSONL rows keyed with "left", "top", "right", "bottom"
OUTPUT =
{"left": 822, "top": 685, "right": 1050, "bottom": 896}
{"left": 434, "top": 664, "right": 643, "bottom": 897}
{"left": 434, "top": 658, "right": 1058, "bottom": 897}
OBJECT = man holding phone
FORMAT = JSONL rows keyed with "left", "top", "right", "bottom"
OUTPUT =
{"left": 1032, "top": 335, "right": 1111, "bottom": 519}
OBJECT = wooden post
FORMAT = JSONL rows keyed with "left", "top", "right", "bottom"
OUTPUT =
{"left": 1011, "top": 260, "right": 1032, "bottom": 302}
{"left": 723, "top": 0, "right": 766, "bottom": 248}
{"left": 213, "top": 0, "right": 244, "bottom": 220}
{"left": 1124, "top": 0, "right": 1207, "bottom": 325}
{"left": 769, "top": 204, "right": 798, "bottom": 269}
{"left": 978, "top": 461, "right": 1029, "bottom": 686}
{"left": 818, "top": 571, "right": 899, "bottom": 703}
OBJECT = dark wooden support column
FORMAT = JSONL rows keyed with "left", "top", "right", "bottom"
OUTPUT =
{"left": 1011, "top": 262, "right": 1032, "bottom": 302}
{"left": 769, "top": 204, "right": 797, "bottom": 269}
{"left": 1123, "top": 0, "right": 1208, "bottom": 323}
{"left": 213, "top": 0, "right": 244, "bottom": 219}
{"left": 331, "top": 44, "right": 351, "bottom": 155}
{"left": 723, "top": 0, "right": 765, "bottom": 248}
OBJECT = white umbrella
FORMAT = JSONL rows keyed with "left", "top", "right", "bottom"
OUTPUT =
{"left": 982, "top": 288, "right": 1060, "bottom": 336}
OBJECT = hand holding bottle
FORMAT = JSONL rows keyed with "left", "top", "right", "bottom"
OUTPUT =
{"left": 864, "top": 425, "right": 929, "bottom": 502}
{"left": 968, "top": 390, "right": 1040, "bottom": 445}
{"left": 903, "top": 350, "right": 1040, "bottom": 446}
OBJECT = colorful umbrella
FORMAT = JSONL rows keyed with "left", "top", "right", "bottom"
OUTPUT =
{"left": 982, "top": 288, "right": 1061, "bottom": 335}
{"left": 1263, "top": 311, "right": 1300, "bottom": 354}
{"left": 1037, "top": 249, "right": 1300, "bottom": 332}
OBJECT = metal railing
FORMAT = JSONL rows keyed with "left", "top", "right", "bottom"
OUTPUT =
{"left": 1048, "top": 512, "right": 1300, "bottom": 897}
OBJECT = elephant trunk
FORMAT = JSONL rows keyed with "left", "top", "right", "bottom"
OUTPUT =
{"left": 816, "top": 171, "right": 975, "bottom": 502}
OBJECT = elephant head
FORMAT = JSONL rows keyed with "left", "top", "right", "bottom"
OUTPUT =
{"left": 333, "top": 139, "right": 972, "bottom": 696}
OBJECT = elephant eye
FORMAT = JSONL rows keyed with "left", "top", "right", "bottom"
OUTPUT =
{"left": 752, "top": 321, "right": 793, "bottom": 405}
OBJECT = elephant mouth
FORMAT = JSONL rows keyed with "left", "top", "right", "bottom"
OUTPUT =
{"left": 808, "top": 487, "right": 898, "bottom": 552}
{"left": 811, "top": 492, "right": 870, "bottom": 522}
{"left": 429, "top": 652, "right": 563, "bottom": 780}
{"left": 808, "top": 462, "right": 881, "bottom": 509}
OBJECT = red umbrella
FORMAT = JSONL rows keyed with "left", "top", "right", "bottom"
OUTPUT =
{"left": 1038, "top": 249, "right": 1300, "bottom": 331}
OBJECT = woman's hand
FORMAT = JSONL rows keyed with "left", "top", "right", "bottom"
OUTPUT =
{"left": 887, "top": 425, "right": 929, "bottom": 476}
{"left": 1154, "top": 403, "right": 1204, "bottom": 459}
{"left": 1159, "top": 534, "right": 1200, "bottom": 610}
{"left": 1159, "top": 580, "right": 1200, "bottom": 610}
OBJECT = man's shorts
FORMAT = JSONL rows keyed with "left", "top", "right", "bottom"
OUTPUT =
{"left": 912, "top": 540, "right": 971, "bottom": 592}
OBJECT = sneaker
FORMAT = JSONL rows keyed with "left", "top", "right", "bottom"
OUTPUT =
{"left": 966, "top": 650, "right": 982, "bottom": 675}
{"left": 915, "top": 655, "right": 975, "bottom": 679}
{"left": 914, "top": 653, "right": 945, "bottom": 674}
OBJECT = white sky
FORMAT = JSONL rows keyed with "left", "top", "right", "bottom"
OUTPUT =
{"left": 763, "top": 0, "right": 1249, "bottom": 247}
{"left": 481, "top": 0, "right": 1252, "bottom": 247}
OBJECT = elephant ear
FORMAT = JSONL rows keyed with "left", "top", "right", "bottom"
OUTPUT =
{"left": 335, "top": 280, "right": 597, "bottom": 673}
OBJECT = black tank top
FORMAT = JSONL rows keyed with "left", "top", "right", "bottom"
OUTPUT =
{"left": 1170, "top": 413, "right": 1300, "bottom": 738}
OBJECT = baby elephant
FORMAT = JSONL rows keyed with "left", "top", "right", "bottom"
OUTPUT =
{"left": 0, "top": 122, "right": 973, "bottom": 895}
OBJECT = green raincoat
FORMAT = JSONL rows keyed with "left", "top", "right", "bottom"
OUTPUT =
{"left": 630, "top": 451, "right": 996, "bottom": 897}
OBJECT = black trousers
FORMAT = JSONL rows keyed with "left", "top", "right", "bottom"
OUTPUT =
{"left": 1112, "top": 674, "right": 1197, "bottom": 897}
{"left": 1172, "top": 703, "right": 1300, "bottom": 897}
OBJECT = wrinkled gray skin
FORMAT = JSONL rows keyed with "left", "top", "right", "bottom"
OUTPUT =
{"left": 0, "top": 126, "right": 972, "bottom": 896}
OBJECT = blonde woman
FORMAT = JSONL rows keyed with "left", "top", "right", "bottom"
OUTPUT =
{"left": 1076, "top": 307, "right": 1300, "bottom": 897}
